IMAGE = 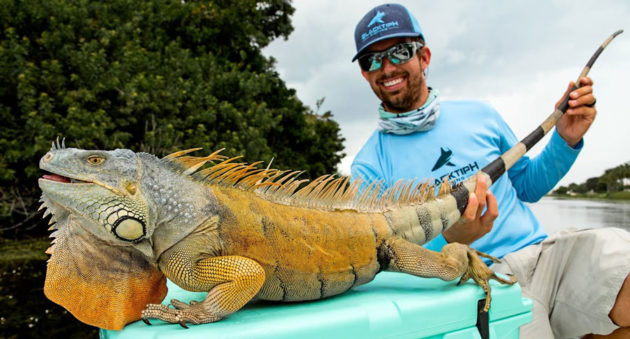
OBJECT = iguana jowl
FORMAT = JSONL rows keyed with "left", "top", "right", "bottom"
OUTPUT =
{"left": 37, "top": 30, "right": 621, "bottom": 330}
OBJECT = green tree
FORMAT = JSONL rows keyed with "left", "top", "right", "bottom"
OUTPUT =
{"left": 553, "top": 186, "right": 568, "bottom": 195}
{"left": 600, "top": 163, "right": 630, "bottom": 193}
{"left": 585, "top": 177, "right": 600, "bottom": 193}
{"left": 0, "top": 0, "right": 345, "bottom": 235}
{"left": 574, "top": 184, "right": 587, "bottom": 194}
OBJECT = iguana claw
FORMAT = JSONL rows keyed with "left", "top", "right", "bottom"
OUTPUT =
{"left": 141, "top": 299, "right": 223, "bottom": 327}
{"left": 459, "top": 248, "right": 517, "bottom": 312}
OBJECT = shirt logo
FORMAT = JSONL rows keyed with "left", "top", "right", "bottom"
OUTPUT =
{"left": 431, "top": 147, "right": 456, "bottom": 171}
{"left": 431, "top": 147, "right": 480, "bottom": 185}
{"left": 368, "top": 10, "right": 386, "bottom": 27}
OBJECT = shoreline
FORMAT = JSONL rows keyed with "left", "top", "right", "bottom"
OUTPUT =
{"left": 547, "top": 191, "right": 630, "bottom": 202}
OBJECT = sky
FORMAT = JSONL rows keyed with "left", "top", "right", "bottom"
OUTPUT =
{"left": 262, "top": 0, "right": 630, "bottom": 188}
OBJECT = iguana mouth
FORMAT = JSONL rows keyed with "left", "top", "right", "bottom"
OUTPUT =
{"left": 42, "top": 173, "right": 90, "bottom": 184}
{"left": 40, "top": 171, "right": 123, "bottom": 196}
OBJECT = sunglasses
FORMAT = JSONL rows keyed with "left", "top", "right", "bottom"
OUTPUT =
{"left": 358, "top": 41, "right": 424, "bottom": 72}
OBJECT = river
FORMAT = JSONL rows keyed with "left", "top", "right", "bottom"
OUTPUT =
{"left": 527, "top": 196, "right": 630, "bottom": 235}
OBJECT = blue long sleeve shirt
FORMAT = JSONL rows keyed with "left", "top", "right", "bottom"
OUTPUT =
{"left": 351, "top": 100, "right": 582, "bottom": 258}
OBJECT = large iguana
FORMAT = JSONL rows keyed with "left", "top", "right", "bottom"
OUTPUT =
{"left": 38, "top": 142, "right": 514, "bottom": 330}
{"left": 37, "top": 31, "right": 621, "bottom": 330}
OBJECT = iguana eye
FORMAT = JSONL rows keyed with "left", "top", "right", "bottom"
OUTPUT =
{"left": 87, "top": 155, "right": 104, "bottom": 165}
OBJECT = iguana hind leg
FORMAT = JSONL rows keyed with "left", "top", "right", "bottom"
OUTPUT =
{"left": 380, "top": 237, "right": 516, "bottom": 311}
{"left": 141, "top": 255, "right": 265, "bottom": 326}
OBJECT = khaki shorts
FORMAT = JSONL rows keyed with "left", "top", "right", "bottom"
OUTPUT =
{"left": 491, "top": 227, "right": 630, "bottom": 338}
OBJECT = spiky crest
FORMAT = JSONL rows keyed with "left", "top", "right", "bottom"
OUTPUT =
{"left": 162, "top": 149, "right": 452, "bottom": 212}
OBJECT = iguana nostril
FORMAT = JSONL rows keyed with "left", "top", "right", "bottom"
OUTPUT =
{"left": 43, "top": 152, "right": 54, "bottom": 162}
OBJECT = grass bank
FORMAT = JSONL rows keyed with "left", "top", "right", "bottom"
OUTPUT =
{"left": 0, "top": 237, "right": 99, "bottom": 338}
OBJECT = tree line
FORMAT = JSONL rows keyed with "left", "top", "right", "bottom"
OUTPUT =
{"left": 553, "top": 162, "right": 630, "bottom": 195}
{"left": 0, "top": 0, "right": 346, "bottom": 236}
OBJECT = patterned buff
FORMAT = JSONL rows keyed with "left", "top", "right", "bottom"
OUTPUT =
{"left": 377, "top": 88, "right": 440, "bottom": 135}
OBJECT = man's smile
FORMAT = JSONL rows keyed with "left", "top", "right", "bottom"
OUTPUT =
{"left": 379, "top": 75, "right": 406, "bottom": 91}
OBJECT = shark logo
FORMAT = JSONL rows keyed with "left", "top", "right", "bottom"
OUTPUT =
{"left": 431, "top": 147, "right": 456, "bottom": 171}
{"left": 368, "top": 10, "right": 385, "bottom": 27}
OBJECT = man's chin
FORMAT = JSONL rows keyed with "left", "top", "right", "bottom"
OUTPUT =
{"left": 383, "top": 98, "right": 414, "bottom": 113}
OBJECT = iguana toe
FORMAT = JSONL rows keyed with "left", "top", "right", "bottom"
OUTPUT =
{"left": 141, "top": 302, "right": 222, "bottom": 327}
{"left": 460, "top": 248, "right": 517, "bottom": 312}
{"left": 170, "top": 298, "right": 192, "bottom": 310}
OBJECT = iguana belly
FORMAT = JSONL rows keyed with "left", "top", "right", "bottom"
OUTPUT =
{"left": 213, "top": 187, "right": 390, "bottom": 301}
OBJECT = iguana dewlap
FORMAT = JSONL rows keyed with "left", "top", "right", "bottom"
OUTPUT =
{"left": 38, "top": 143, "right": 514, "bottom": 330}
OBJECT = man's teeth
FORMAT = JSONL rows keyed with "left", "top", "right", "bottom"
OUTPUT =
{"left": 383, "top": 78, "right": 403, "bottom": 87}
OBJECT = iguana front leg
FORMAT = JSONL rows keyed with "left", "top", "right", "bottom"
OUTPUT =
{"left": 380, "top": 237, "right": 516, "bottom": 311}
{"left": 141, "top": 255, "right": 265, "bottom": 326}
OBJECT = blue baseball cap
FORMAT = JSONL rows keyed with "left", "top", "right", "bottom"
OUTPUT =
{"left": 352, "top": 3, "right": 424, "bottom": 61}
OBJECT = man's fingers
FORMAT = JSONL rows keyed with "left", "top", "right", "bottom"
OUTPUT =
{"left": 555, "top": 82, "right": 574, "bottom": 109}
{"left": 569, "top": 92, "right": 595, "bottom": 104}
{"left": 480, "top": 191, "right": 498, "bottom": 223}
{"left": 474, "top": 175, "right": 487, "bottom": 218}
{"left": 568, "top": 95, "right": 595, "bottom": 109}
{"left": 566, "top": 77, "right": 595, "bottom": 114}
{"left": 556, "top": 77, "right": 594, "bottom": 110}
{"left": 462, "top": 192, "right": 479, "bottom": 221}
{"left": 566, "top": 95, "right": 597, "bottom": 117}
{"left": 569, "top": 85, "right": 593, "bottom": 100}
{"left": 578, "top": 76, "right": 593, "bottom": 87}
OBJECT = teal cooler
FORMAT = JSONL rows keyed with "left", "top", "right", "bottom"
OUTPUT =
{"left": 100, "top": 272, "right": 532, "bottom": 339}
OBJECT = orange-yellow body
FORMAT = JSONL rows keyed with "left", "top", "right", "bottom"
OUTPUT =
{"left": 214, "top": 186, "right": 387, "bottom": 301}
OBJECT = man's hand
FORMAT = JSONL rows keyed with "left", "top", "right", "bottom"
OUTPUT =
{"left": 555, "top": 77, "right": 597, "bottom": 147}
{"left": 443, "top": 175, "right": 498, "bottom": 245}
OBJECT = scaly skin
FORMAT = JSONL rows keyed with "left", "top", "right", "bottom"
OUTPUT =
{"left": 38, "top": 146, "right": 514, "bottom": 330}
{"left": 143, "top": 185, "right": 512, "bottom": 325}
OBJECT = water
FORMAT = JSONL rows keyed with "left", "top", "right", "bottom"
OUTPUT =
{"left": 527, "top": 196, "right": 630, "bottom": 235}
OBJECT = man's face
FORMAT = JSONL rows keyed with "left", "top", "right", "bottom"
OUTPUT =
{"left": 360, "top": 37, "right": 431, "bottom": 113}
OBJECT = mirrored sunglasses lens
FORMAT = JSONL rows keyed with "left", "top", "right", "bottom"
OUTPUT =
{"left": 359, "top": 43, "right": 420, "bottom": 71}
{"left": 389, "top": 57, "right": 402, "bottom": 65}
{"left": 358, "top": 55, "right": 374, "bottom": 71}
{"left": 369, "top": 59, "right": 382, "bottom": 71}
{"left": 360, "top": 54, "right": 384, "bottom": 72}
{"left": 359, "top": 54, "right": 377, "bottom": 71}
{"left": 390, "top": 44, "right": 413, "bottom": 60}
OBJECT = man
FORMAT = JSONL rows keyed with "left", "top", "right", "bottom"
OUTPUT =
{"left": 350, "top": 3, "right": 630, "bottom": 338}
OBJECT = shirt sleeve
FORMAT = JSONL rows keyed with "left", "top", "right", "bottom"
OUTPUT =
{"left": 504, "top": 126, "right": 582, "bottom": 203}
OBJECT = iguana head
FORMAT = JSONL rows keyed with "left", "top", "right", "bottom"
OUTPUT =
{"left": 40, "top": 147, "right": 153, "bottom": 246}
{"left": 38, "top": 146, "right": 169, "bottom": 330}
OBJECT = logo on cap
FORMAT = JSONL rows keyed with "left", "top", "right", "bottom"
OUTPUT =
{"left": 368, "top": 10, "right": 385, "bottom": 27}
{"left": 361, "top": 18, "right": 399, "bottom": 41}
